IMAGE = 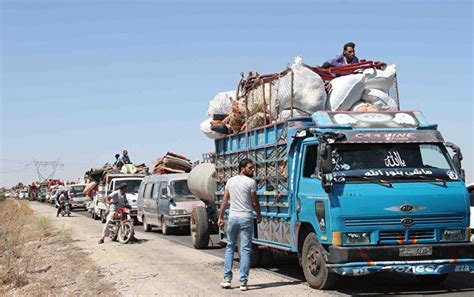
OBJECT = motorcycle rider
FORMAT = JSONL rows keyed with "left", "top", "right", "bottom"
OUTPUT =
{"left": 98, "top": 183, "right": 129, "bottom": 244}
{"left": 56, "top": 190, "right": 70, "bottom": 217}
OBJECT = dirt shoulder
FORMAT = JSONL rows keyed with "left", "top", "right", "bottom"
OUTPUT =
{"left": 27, "top": 202, "right": 331, "bottom": 296}
{"left": 0, "top": 199, "right": 115, "bottom": 296}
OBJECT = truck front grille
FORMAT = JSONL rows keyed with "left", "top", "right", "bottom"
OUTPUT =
{"left": 378, "top": 229, "right": 435, "bottom": 244}
{"left": 345, "top": 215, "right": 464, "bottom": 227}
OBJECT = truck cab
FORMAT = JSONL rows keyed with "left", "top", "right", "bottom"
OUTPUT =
{"left": 108, "top": 177, "right": 143, "bottom": 219}
{"left": 89, "top": 173, "right": 145, "bottom": 223}
{"left": 216, "top": 110, "right": 473, "bottom": 289}
{"left": 67, "top": 183, "right": 91, "bottom": 210}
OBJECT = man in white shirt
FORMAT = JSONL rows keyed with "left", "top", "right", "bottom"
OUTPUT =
{"left": 218, "top": 159, "right": 262, "bottom": 291}
{"left": 98, "top": 183, "right": 129, "bottom": 244}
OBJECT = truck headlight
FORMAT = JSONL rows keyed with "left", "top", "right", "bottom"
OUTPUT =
{"left": 441, "top": 229, "right": 463, "bottom": 241}
{"left": 169, "top": 209, "right": 187, "bottom": 216}
{"left": 345, "top": 232, "right": 371, "bottom": 245}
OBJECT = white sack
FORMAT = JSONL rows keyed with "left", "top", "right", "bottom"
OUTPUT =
{"left": 363, "top": 64, "right": 396, "bottom": 92}
{"left": 328, "top": 73, "right": 369, "bottom": 111}
{"left": 277, "top": 109, "right": 309, "bottom": 121}
{"left": 271, "top": 56, "right": 327, "bottom": 116}
{"left": 200, "top": 118, "right": 225, "bottom": 139}
{"left": 362, "top": 89, "right": 399, "bottom": 111}
{"left": 207, "top": 91, "right": 236, "bottom": 117}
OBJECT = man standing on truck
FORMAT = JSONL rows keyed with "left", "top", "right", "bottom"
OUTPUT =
{"left": 218, "top": 159, "right": 262, "bottom": 291}
{"left": 321, "top": 41, "right": 359, "bottom": 68}
{"left": 98, "top": 183, "right": 129, "bottom": 244}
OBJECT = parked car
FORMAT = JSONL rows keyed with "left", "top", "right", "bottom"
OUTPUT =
{"left": 67, "top": 184, "right": 91, "bottom": 211}
{"left": 137, "top": 173, "right": 204, "bottom": 235}
{"left": 468, "top": 183, "right": 474, "bottom": 242}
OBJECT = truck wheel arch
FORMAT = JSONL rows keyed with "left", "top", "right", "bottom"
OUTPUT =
{"left": 297, "top": 222, "right": 315, "bottom": 265}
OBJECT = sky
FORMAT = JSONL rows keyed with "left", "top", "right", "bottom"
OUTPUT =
{"left": 1, "top": 0, "right": 473, "bottom": 187}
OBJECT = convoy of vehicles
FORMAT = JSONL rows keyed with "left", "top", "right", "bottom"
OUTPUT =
{"left": 136, "top": 173, "right": 204, "bottom": 235}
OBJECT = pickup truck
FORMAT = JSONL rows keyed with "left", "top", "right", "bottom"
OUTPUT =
{"left": 88, "top": 173, "right": 145, "bottom": 223}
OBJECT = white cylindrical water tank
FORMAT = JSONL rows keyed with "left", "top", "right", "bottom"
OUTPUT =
{"left": 188, "top": 163, "right": 216, "bottom": 205}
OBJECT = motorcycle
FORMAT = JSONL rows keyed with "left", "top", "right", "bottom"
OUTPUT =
{"left": 58, "top": 201, "right": 71, "bottom": 217}
{"left": 107, "top": 206, "right": 134, "bottom": 244}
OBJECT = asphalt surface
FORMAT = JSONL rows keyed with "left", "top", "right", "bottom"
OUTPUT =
{"left": 51, "top": 204, "right": 474, "bottom": 296}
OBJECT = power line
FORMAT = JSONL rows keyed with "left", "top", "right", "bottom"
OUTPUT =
{"left": 25, "top": 158, "right": 64, "bottom": 182}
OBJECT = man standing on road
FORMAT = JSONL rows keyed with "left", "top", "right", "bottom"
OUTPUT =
{"left": 98, "top": 183, "right": 129, "bottom": 244}
{"left": 218, "top": 159, "right": 262, "bottom": 291}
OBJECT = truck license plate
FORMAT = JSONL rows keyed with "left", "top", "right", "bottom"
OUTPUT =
{"left": 399, "top": 246, "right": 432, "bottom": 257}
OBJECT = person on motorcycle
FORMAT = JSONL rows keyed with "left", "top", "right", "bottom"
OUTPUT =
{"left": 98, "top": 183, "right": 129, "bottom": 244}
{"left": 56, "top": 190, "right": 70, "bottom": 217}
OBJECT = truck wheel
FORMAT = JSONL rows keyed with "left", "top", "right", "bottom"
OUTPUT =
{"left": 161, "top": 217, "right": 170, "bottom": 235}
{"left": 100, "top": 211, "right": 106, "bottom": 224}
{"left": 143, "top": 216, "right": 152, "bottom": 232}
{"left": 191, "top": 207, "right": 210, "bottom": 249}
{"left": 301, "top": 232, "right": 337, "bottom": 289}
{"left": 415, "top": 274, "right": 448, "bottom": 284}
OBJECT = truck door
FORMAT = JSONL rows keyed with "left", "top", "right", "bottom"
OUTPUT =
{"left": 297, "top": 143, "right": 329, "bottom": 241}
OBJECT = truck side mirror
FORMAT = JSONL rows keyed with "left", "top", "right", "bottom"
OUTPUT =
{"left": 445, "top": 142, "right": 465, "bottom": 180}
{"left": 317, "top": 143, "right": 333, "bottom": 193}
{"left": 318, "top": 143, "right": 333, "bottom": 174}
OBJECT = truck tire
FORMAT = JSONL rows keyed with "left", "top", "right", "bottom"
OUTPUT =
{"left": 258, "top": 249, "right": 274, "bottom": 268}
{"left": 100, "top": 210, "right": 106, "bottom": 224}
{"left": 191, "top": 207, "right": 210, "bottom": 249}
{"left": 143, "top": 216, "right": 152, "bottom": 232}
{"left": 301, "top": 232, "right": 337, "bottom": 289}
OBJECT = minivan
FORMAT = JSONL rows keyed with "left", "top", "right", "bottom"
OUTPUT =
{"left": 137, "top": 173, "right": 204, "bottom": 235}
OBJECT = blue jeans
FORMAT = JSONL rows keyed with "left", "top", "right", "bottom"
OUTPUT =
{"left": 224, "top": 216, "right": 254, "bottom": 284}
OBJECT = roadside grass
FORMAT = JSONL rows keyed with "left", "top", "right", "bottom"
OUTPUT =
{"left": 0, "top": 199, "right": 38, "bottom": 288}
{"left": 34, "top": 215, "right": 52, "bottom": 236}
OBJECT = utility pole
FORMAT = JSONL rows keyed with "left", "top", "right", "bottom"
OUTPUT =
{"left": 26, "top": 159, "right": 64, "bottom": 183}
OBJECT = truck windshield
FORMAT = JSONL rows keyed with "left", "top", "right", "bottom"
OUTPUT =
{"left": 70, "top": 186, "right": 86, "bottom": 195}
{"left": 330, "top": 143, "right": 459, "bottom": 182}
{"left": 170, "top": 180, "right": 196, "bottom": 201}
{"left": 116, "top": 180, "right": 142, "bottom": 194}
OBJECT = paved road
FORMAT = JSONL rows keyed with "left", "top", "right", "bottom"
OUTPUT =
{"left": 65, "top": 205, "right": 474, "bottom": 296}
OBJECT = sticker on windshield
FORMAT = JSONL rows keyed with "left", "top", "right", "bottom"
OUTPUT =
{"left": 384, "top": 151, "right": 407, "bottom": 167}
{"left": 447, "top": 170, "right": 458, "bottom": 180}
{"left": 365, "top": 168, "right": 433, "bottom": 177}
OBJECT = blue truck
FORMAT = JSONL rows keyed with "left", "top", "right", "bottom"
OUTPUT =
{"left": 213, "top": 110, "right": 473, "bottom": 289}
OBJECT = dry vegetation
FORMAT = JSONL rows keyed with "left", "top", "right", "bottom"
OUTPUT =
{"left": 0, "top": 199, "right": 116, "bottom": 296}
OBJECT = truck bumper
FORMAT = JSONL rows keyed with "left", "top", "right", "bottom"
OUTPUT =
{"left": 327, "top": 242, "right": 474, "bottom": 276}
